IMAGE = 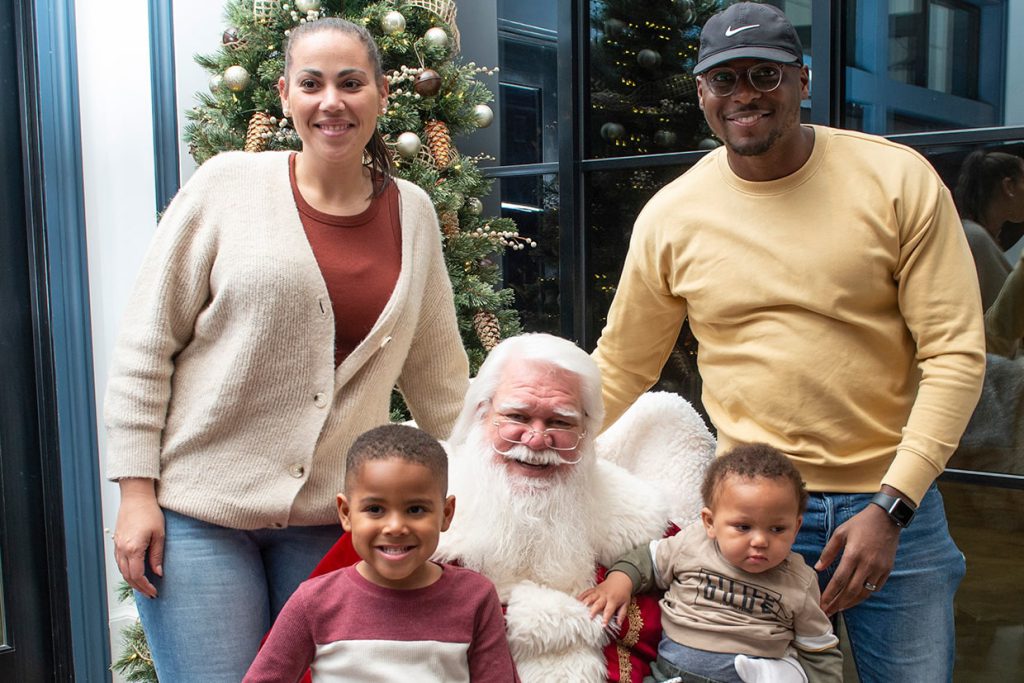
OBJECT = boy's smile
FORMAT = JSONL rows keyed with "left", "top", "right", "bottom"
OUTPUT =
{"left": 338, "top": 458, "right": 455, "bottom": 590}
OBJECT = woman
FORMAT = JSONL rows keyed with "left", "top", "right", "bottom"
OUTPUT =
{"left": 954, "top": 149, "right": 1024, "bottom": 310}
{"left": 107, "top": 18, "right": 469, "bottom": 681}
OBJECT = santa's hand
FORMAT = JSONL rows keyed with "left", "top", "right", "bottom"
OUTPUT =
{"left": 506, "top": 580, "right": 608, "bottom": 657}
{"left": 578, "top": 571, "right": 633, "bottom": 628}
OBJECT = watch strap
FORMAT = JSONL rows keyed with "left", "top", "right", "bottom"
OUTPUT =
{"left": 870, "top": 491, "right": 916, "bottom": 528}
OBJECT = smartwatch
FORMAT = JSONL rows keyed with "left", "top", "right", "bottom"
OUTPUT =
{"left": 870, "top": 492, "right": 916, "bottom": 528}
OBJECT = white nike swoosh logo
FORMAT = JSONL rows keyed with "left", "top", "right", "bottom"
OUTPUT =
{"left": 725, "top": 24, "right": 760, "bottom": 36}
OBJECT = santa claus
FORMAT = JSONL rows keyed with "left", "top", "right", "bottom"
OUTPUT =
{"left": 435, "top": 333, "right": 715, "bottom": 682}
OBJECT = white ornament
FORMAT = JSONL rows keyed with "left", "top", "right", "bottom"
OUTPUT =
{"left": 381, "top": 10, "right": 406, "bottom": 35}
{"left": 396, "top": 132, "right": 422, "bottom": 159}
{"left": 223, "top": 65, "right": 251, "bottom": 92}
{"left": 473, "top": 104, "right": 494, "bottom": 128}
{"left": 424, "top": 27, "right": 448, "bottom": 49}
{"left": 294, "top": 0, "right": 320, "bottom": 11}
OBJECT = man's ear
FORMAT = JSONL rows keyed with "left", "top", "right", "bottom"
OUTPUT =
{"left": 337, "top": 493, "right": 352, "bottom": 532}
{"left": 441, "top": 495, "right": 456, "bottom": 532}
{"left": 700, "top": 506, "right": 716, "bottom": 538}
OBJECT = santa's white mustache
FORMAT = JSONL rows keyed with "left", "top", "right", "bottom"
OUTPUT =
{"left": 492, "top": 442, "right": 583, "bottom": 466}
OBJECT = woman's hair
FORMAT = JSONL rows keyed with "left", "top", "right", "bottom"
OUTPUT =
{"left": 954, "top": 149, "right": 1024, "bottom": 223}
{"left": 282, "top": 17, "right": 393, "bottom": 196}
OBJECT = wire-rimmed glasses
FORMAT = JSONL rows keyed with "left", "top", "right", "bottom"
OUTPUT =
{"left": 700, "top": 62, "right": 797, "bottom": 97}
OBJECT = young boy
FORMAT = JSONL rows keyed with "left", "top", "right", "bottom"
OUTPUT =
{"left": 580, "top": 444, "right": 842, "bottom": 683}
{"left": 243, "top": 424, "right": 520, "bottom": 682}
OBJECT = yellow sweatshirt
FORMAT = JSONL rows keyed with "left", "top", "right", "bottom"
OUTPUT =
{"left": 594, "top": 126, "right": 985, "bottom": 504}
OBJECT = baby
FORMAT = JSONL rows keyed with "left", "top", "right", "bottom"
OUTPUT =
{"left": 580, "top": 443, "right": 841, "bottom": 683}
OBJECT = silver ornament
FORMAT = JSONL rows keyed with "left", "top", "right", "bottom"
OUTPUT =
{"left": 424, "top": 27, "right": 448, "bottom": 49}
{"left": 637, "top": 49, "right": 662, "bottom": 68}
{"left": 381, "top": 10, "right": 406, "bottom": 35}
{"left": 294, "top": 0, "right": 320, "bottom": 11}
{"left": 223, "top": 65, "right": 251, "bottom": 92}
{"left": 466, "top": 197, "right": 484, "bottom": 215}
{"left": 473, "top": 104, "right": 494, "bottom": 128}
{"left": 698, "top": 137, "right": 721, "bottom": 150}
{"left": 209, "top": 74, "right": 223, "bottom": 93}
{"left": 396, "top": 132, "right": 422, "bottom": 159}
{"left": 600, "top": 122, "right": 625, "bottom": 141}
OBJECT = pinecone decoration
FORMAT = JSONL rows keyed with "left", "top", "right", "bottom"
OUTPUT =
{"left": 440, "top": 210, "right": 459, "bottom": 237}
{"left": 473, "top": 310, "right": 501, "bottom": 351}
{"left": 424, "top": 119, "right": 452, "bottom": 168}
{"left": 245, "top": 111, "right": 273, "bottom": 152}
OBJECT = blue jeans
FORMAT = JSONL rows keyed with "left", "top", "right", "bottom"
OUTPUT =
{"left": 792, "top": 485, "right": 965, "bottom": 683}
{"left": 135, "top": 509, "right": 341, "bottom": 683}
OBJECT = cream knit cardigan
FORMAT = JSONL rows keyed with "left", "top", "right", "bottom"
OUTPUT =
{"left": 104, "top": 151, "right": 469, "bottom": 529}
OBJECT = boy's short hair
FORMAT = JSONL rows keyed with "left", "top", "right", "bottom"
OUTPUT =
{"left": 701, "top": 443, "right": 809, "bottom": 513}
{"left": 344, "top": 424, "right": 448, "bottom": 493}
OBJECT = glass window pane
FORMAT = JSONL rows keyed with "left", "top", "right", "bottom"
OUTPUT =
{"left": 500, "top": 174, "right": 561, "bottom": 334}
{"left": 498, "top": 4, "right": 558, "bottom": 165}
{"left": 587, "top": 1, "right": 812, "bottom": 158}
{"left": 845, "top": 0, "right": 1024, "bottom": 134}
{"left": 585, "top": 166, "right": 707, "bottom": 422}
{"left": 940, "top": 481, "right": 1024, "bottom": 679}
{"left": 913, "top": 140, "right": 1024, "bottom": 477}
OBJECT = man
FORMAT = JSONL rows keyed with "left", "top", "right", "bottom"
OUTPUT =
{"left": 437, "top": 333, "right": 714, "bottom": 682}
{"left": 593, "top": 4, "right": 986, "bottom": 682}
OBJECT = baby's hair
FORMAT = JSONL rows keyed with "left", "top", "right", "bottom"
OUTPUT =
{"left": 344, "top": 424, "right": 448, "bottom": 494}
{"left": 701, "top": 443, "right": 808, "bottom": 513}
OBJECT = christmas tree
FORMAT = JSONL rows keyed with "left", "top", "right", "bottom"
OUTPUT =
{"left": 185, "top": 0, "right": 529, "bottom": 372}
{"left": 589, "top": 0, "right": 721, "bottom": 157}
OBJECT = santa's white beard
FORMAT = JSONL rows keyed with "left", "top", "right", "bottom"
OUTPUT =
{"left": 437, "top": 423, "right": 601, "bottom": 597}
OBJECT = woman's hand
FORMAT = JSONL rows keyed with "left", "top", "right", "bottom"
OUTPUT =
{"left": 114, "top": 478, "right": 165, "bottom": 599}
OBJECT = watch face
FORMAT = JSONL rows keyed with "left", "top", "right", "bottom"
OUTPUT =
{"left": 890, "top": 498, "right": 915, "bottom": 526}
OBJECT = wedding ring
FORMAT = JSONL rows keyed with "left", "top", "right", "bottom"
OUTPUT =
{"left": 864, "top": 581, "right": 879, "bottom": 592}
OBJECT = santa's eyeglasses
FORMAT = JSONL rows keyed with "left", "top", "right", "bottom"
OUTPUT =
{"left": 492, "top": 418, "right": 585, "bottom": 452}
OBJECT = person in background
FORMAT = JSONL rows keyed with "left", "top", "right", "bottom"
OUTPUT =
{"left": 592, "top": 4, "right": 985, "bottom": 681}
{"left": 106, "top": 17, "right": 468, "bottom": 682}
{"left": 954, "top": 149, "right": 1024, "bottom": 309}
{"left": 243, "top": 425, "right": 519, "bottom": 683}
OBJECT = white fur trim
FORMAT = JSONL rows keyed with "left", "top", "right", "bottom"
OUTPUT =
{"left": 596, "top": 391, "right": 716, "bottom": 528}
{"left": 589, "top": 459, "right": 670, "bottom": 568}
{"left": 505, "top": 581, "right": 608, "bottom": 683}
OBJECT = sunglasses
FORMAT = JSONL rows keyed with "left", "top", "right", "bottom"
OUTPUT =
{"left": 700, "top": 62, "right": 799, "bottom": 97}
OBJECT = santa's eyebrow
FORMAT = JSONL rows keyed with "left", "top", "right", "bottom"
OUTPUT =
{"left": 493, "top": 401, "right": 581, "bottom": 421}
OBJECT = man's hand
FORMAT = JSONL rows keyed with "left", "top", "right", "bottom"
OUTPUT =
{"left": 113, "top": 478, "right": 165, "bottom": 599}
{"left": 815, "top": 486, "right": 905, "bottom": 616}
{"left": 578, "top": 571, "right": 633, "bottom": 628}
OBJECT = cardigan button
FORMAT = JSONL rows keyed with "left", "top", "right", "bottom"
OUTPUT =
{"left": 288, "top": 464, "right": 306, "bottom": 478}
{"left": 380, "top": 335, "right": 392, "bottom": 348}
{"left": 313, "top": 392, "right": 328, "bottom": 408}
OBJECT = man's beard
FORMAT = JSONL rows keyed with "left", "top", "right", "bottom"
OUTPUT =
{"left": 436, "top": 422, "right": 600, "bottom": 596}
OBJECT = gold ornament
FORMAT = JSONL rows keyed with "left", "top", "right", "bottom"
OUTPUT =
{"left": 472, "top": 104, "right": 494, "bottom": 128}
{"left": 424, "top": 27, "right": 449, "bottom": 49}
{"left": 245, "top": 112, "right": 273, "bottom": 152}
{"left": 404, "top": 0, "right": 460, "bottom": 52}
{"left": 381, "top": 10, "right": 406, "bottom": 34}
{"left": 473, "top": 310, "right": 501, "bottom": 351}
{"left": 440, "top": 210, "right": 459, "bottom": 237}
{"left": 209, "top": 74, "right": 223, "bottom": 93}
{"left": 223, "top": 65, "right": 251, "bottom": 92}
{"left": 424, "top": 119, "right": 452, "bottom": 168}
{"left": 466, "top": 197, "right": 483, "bottom": 215}
{"left": 396, "top": 131, "right": 422, "bottom": 159}
{"left": 295, "top": 0, "right": 320, "bottom": 11}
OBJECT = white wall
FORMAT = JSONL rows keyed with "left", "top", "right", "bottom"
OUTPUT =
{"left": 75, "top": 1, "right": 156, "bottom": 676}
{"left": 76, "top": 1, "right": 221, "bottom": 677}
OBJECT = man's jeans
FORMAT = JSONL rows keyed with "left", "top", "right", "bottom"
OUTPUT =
{"left": 134, "top": 509, "right": 341, "bottom": 683}
{"left": 793, "top": 485, "right": 964, "bottom": 683}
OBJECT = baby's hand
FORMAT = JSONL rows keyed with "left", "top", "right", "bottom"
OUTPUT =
{"left": 577, "top": 571, "right": 634, "bottom": 628}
